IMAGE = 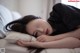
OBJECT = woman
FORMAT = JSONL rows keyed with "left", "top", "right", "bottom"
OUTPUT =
{"left": 5, "top": 3, "right": 80, "bottom": 49}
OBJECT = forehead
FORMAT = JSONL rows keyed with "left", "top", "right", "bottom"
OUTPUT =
{"left": 26, "top": 19, "right": 44, "bottom": 26}
{"left": 27, "top": 19, "right": 40, "bottom": 26}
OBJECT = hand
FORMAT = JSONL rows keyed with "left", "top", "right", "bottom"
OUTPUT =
{"left": 16, "top": 39, "right": 43, "bottom": 48}
{"left": 37, "top": 35, "right": 54, "bottom": 42}
{"left": 16, "top": 39, "right": 31, "bottom": 47}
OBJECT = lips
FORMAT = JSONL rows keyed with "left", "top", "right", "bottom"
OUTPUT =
{"left": 46, "top": 29, "right": 49, "bottom": 34}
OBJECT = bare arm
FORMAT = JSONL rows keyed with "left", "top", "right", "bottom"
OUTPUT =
{"left": 41, "top": 37, "right": 80, "bottom": 48}
{"left": 17, "top": 27, "right": 80, "bottom": 48}
{"left": 37, "top": 28, "right": 80, "bottom": 42}
{"left": 17, "top": 37, "right": 80, "bottom": 48}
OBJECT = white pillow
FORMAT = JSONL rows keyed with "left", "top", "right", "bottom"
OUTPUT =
{"left": 11, "top": 11, "right": 22, "bottom": 20}
{"left": 4, "top": 31, "right": 36, "bottom": 43}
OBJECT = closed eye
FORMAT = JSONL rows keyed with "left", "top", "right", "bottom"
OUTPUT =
{"left": 33, "top": 30, "right": 44, "bottom": 37}
{"left": 35, "top": 32, "right": 38, "bottom": 36}
{"left": 33, "top": 31, "right": 38, "bottom": 37}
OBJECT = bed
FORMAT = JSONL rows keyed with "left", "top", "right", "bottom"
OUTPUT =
{"left": 0, "top": 4, "right": 80, "bottom": 53}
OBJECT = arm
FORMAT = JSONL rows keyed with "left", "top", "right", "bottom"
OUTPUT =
{"left": 17, "top": 37, "right": 80, "bottom": 48}
{"left": 41, "top": 37, "right": 80, "bottom": 48}
{"left": 37, "top": 27, "right": 80, "bottom": 42}
{"left": 17, "top": 28, "right": 80, "bottom": 48}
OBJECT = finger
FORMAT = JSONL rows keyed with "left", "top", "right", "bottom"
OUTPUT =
{"left": 16, "top": 39, "right": 23, "bottom": 43}
{"left": 37, "top": 37, "right": 43, "bottom": 41}
{"left": 19, "top": 40, "right": 27, "bottom": 45}
{"left": 19, "top": 40, "right": 31, "bottom": 47}
{"left": 17, "top": 41, "right": 25, "bottom": 46}
{"left": 17, "top": 40, "right": 27, "bottom": 46}
{"left": 39, "top": 38, "right": 45, "bottom": 42}
{"left": 37, "top": 37, "right": 45, "bottom": 42}
{"left": 37, "top": 35, "right": 43, "bottom": 39}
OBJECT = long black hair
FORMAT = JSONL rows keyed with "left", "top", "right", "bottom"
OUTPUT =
{"left": 5, "top": 15, "right": 44, "bottom": 53}
{"left": 5, "top": 15, "right": 40, "bottom": 33}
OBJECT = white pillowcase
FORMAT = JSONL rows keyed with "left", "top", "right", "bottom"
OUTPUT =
{"left": 4, "top": 31, "right": 36, "bottom": 43}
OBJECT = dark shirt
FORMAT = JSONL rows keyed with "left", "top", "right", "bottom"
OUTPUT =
{"left": 47, "top": 3, "right": 80, "bottom": 35}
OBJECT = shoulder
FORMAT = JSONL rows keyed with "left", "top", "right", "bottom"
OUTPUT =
{"left": 52, "top": 3, "right": 66, "bottom": 9}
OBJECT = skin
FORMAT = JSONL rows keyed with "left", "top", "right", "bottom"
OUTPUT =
{"left": 26, "top": 19, "right": 53, "bottom": 36}
{"left": 17, "top": 19, "right": 80, "bottom": 48}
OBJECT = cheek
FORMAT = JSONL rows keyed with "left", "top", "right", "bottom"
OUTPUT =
{"left": 26, "top": 27, "right": 35, "bottom": 35}
{"left": 39, "top": 23, "right": 47, "bottom": 29}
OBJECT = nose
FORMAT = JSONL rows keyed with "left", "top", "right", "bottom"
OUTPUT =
{"left": 37, "top": 28, "right": 43, "bottom": 32}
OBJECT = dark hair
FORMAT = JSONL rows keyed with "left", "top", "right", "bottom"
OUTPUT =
{"left": 5, "top": 15, "right": 44, "bottom": 53}
{"left": 5, "top": 15, "right": 40, "bottom": 34}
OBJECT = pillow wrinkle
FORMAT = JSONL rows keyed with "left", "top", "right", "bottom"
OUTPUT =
{"left": 4, "top": 31, "right": 36, "bottom": 43}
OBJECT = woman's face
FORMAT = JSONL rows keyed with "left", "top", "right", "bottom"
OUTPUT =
{"left": 26, "top": 19, "right": 53, "bottom": 37}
